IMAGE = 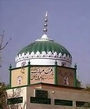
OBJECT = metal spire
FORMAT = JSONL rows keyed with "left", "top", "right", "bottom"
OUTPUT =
{"left": 36, "top": 12, "right": 53, "bottom": 41}
{"left": 43, "top": 11, "right": 48, "bottom": 34}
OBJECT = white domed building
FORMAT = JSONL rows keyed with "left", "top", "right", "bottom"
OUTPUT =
{"left": 7, "top": 12, "right": 90, "bottom": 109}
{"left": 15, "top": 34, "right": 72, "bottom": 67}
{"left": 15, "top": 12, "right": 72, "bottom": 68}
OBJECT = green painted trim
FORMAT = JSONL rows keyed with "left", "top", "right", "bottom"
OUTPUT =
{"left": 54, "top": 61, "right": 57, "bottom": 85}
{"left": 6, "top": 83, "right": 44, "bottom": 90}
{"left": 11, "top": 65, "right": 28, "bottom": 70}
{"left": 6, "top": 82, "right": 83, "bottom": 90}
{"left": 11, "top": 65, "right": 55, "bottom": 71}
{"left": 74, "top": 68, "right": 77, "bottom": 87}
{"left": 9, "top": 65, "right": 12, "bottom": 88}
{"left": 11, "top": 65, "right": 74, "bottom": 71}
{"left": 10, "top": 70, "right": 12, "bottom": 87}
{"left": 6, "top": 84, "right": 28, "bottom": 90}
{"left": 57, "top": 65, "right": 75, "bottom": 70}
{"left": 30, "top": 65, "right": 55, "bottom": 67}
{"left": 28, "top": 61, "right": 30, "bottom": 85}
{"left": 30, "top": 65, "right": 75, "bottom": 70}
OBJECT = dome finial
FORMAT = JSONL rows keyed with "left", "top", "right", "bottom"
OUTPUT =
{"left": 37, "top": 11, "right": 53, "bottom": 41}
{"left": 43, "top": 11, "right": 48, "bottom": 34}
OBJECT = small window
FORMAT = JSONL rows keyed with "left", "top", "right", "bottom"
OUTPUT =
{"left": 54, "top": 99, "right": 72, "bottom": 106}
{"left": 35, "top": 89, "right": 48, "bottom": 98}
{"left": 30, "top": 97, "right": 51, "bottom": 104}
{"left": 7, "top": 97, "right": 23, "bottom": 105}
{"left": 63, "top": 76, "right": 69, "bottom": 85}
{"left": 17, "top": 76, "right": 22, "bottom": 85}
{"left": 76, "top": 101, "right": 90, "bottom": 107}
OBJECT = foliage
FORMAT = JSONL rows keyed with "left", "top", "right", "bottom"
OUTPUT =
{"left": 7, "top": 88, "right": 26, "bottom": 109}
{"left": 0, "top": 82, "right": 7, "bottom": 109}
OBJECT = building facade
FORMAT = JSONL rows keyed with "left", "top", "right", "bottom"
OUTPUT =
{"left": 7, "top": 12, "right": 90, "bottom": 109}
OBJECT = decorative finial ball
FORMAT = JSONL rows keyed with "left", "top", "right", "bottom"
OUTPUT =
{"left": 43, "top": 28, "right": 47, "bottom": 32}
{"left": 45, "top": 19, "right": 48, "bottom": 22}
{"left": 74, "top": 63, "right": 77, "bottom": 69}
{"left": 44, "top": 24, "right": 47, "bottom": 27}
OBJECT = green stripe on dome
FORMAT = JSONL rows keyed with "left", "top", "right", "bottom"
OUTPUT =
{"left": 18, "top": 40, "right": 71, "bottom": 57}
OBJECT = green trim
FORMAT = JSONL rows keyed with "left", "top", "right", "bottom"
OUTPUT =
{"left": 6, "top": 82, "right": 83, "bottom": 90}
{"left": 10, "top": 65, "right": 74, "bottom": 72}
{"left": 6, "top": 84, "right": 28, "bottom": 90}
{"left": 58, "top": 65, "right": 75, "bottom": 70}
{"left": 30, "top": 65, "right": 55, "bottom": 67}
{"left": 28, "top": 61, "right": 30, "bottom": 85}
{"left": 74, "top": 68, "right": 77, "bottom": 87}
{"left": 9, "top": 64, "right": 12, "bottom": 87}
{"left": 6, "top": 82, "right": 45, "bottom": 90}
{"left": 11, "top": 65, "right": 28, "bottom": 70}
{"left": 54, "top": 61, "right": 57, "bottom": 85}
{"left": 11, "top": 65, "right": 55, "bottom": 71}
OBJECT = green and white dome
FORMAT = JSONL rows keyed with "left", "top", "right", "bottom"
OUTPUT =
{"left": 15, "top": 12, "right": 72, "bottom": 67}
{"left": 18, "top": 35, "right": 71, "bottom": 57}
{"left": 15, "top": 34, "right": 72, "bottom": 67}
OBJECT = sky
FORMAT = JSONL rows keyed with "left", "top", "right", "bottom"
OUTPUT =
{"left": 0, "top": 0, "right": 90, "bottom": 86}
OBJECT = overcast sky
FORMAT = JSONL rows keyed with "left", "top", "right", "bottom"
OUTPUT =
{"left": 0, "top": 0, "right": 90, "bottom": 86}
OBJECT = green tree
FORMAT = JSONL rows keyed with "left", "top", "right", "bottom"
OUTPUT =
{"left": 0, "top": 82, "right": 7, "bottom": 109}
